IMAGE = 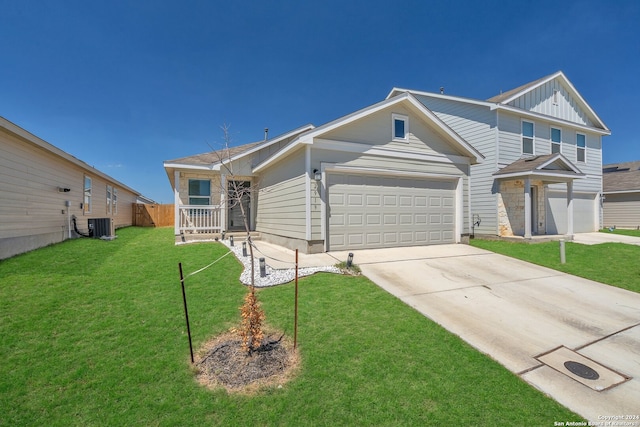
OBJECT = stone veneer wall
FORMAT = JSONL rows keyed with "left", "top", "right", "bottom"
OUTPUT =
{"left": 497, "top": 180, "right": 546, "bottom": 236}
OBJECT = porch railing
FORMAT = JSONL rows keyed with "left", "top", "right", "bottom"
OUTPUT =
{"left": 179, "top": 205, "right": 222, "bottom": 234}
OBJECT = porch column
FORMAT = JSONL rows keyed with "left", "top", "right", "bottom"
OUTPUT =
{"left": 566, "top": 181, "right": 574, "bottom": 236}
{"left": 220, "top": 174, "right": 226, "bottom": 232}
{"left": 174, "top": 171, "right": 180, "bottom": 235}
{"left": 524, "top": 177, "right": 532, "bottom": 239}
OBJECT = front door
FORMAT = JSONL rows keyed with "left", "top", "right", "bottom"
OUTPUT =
{"left": 228, "top": 181, "right": 251, "bottom": 231}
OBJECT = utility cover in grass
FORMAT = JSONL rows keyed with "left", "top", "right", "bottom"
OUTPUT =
{"left": 195, "top": 331, "right": 299, "bottom": 394}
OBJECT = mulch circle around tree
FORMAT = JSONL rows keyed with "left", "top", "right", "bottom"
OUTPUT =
{"left": 195, "top": 330, "right": 299, "bottom": 394}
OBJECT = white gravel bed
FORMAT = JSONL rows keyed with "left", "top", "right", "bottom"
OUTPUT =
{"left": 221, "top": 240, "right": 341, "bottom": 287}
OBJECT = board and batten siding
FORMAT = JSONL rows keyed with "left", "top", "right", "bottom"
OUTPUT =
{"left": 415, "top": 95, "right": 499, "bottom": 236}
{"left": 1, "top": 124, "right": 138, "bottom": 260}
{"left": 603, "top": 193, "right": 640, "bottom": 229}
{"left": 507, "top": 77, "right": 594, "bottom": 127}
{"left": 255, "top": 149, "right": 307, "bottom": 240}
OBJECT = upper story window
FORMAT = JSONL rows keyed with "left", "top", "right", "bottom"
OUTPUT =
{"left": 83, "top": 176, "right": 92, "bottom": 214}
{"left": 522, "top": 121, "right": 534, "bottom": 155}
{"left": 576, "top": 133, "right": 586, "bottom": 162}
{"left": 551, "top": 127, "right": 562, "bottom": 154}
{"left": 392, "top": 114, "right": 408, "bottom": 141}
{"left": 553, "top": 89, "right": 559, "bottom": 105}
{"left": 188, "top": 179, "right": 211, "bottom": 205}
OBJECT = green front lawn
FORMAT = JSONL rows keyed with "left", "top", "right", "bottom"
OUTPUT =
{"left": 0, "top": 227, "right": 578, "bottom": 426}
{"left": 470, "top": 238, "right": 640, "bottom": 293}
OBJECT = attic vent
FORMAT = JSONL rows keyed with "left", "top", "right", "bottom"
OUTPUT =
{"left": 88, "top": 218, "right": 115, "bottom": 240}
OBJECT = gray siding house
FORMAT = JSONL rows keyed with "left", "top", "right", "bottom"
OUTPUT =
{"left": 602, "top": 161, "right": 640, "bottom": 229}
{"left": 388, "top": 71, "right": 610, "bottom": 238}
{"left": 164, "top": 93, "right": 483, "bottom": 252}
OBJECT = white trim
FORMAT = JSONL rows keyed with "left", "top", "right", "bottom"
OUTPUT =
{"left": 497, "top": 71, "right": 609, "bottom": 133}
{"left": 313, "top": 138, "right": 471, "bottom": 165}
{"left": 521, "top": 119, "right": 535, "bottom": 155}
{"left": 495, "top": 171, "right": 585, "bottom": 181}
{"left": 603, "top": 190, "right": 640, "bottom": 195}
{"left": 386, "top": 87, "right": 495, "bottom": 108}
{"left": 253, "top": 93, "right": 483, "bottom": 174}
{"left": 305, "top": 145, "right": 311, "bottom": 241}
{"left": 320, "top": 163, "right": 463, "bottom": 251}
{"left": 174, "top": 171, "right": 180, "bottom": 234}
{"left": 391, "top": 113, "right": 409, "bottom": 142}
{"left": 494, "top": 104, "right": 610, "bottom": 135}
{"left": 323, "top": 164, "right": 462, "bottom": 180}
{"left": 576, "top": 132, "right": 587, "bottom": 164}
{"left": 456, "top": 177, "right": 463, "bottom": 243}
{"left": 551, "top": 126, "right": 562, "bottom": 154}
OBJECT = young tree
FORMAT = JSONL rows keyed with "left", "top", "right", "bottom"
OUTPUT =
{"left": 214, "top": 125, "right": 265, "bottom": 354}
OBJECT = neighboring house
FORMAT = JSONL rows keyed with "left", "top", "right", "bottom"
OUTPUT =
{"left": 602, "top": 160, "right": 640, "bottom": 229}
{"left": 388, "top": 71, "right": 610, "bottom": 238}
{"left": 0, "top": 116, "right": 146, "bottom": 260}
{"left": 164, "top": 93, "right": 483, "bottom": 253}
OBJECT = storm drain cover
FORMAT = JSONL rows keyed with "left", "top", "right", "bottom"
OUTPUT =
{"left": 536, "top": 346, "right": 629, "bottom": 391}
{"left": 564, "top": 361, "right": 600, "bottom": 380}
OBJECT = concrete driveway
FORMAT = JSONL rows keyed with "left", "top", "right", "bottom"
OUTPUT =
{"left": 330, "top": 244, "right": 640, "bottom": 422}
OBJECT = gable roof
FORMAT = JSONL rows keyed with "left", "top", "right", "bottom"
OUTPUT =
{"left": 387, "top": 72, "right": 610, "bottom": 136}
{"left": 493, "top": 153, "right": 585, "bottom": 182}
{"left": 253, "top": 92, "right": 484, "bottom": 173}
{"left": 603, "top": 160, "right": 640, "bottom": 193}
{"left": 164, "top": 124, "right": 315, "bottom": 170}
{"left": 487, "top": 71, "right": 609, "bottom": 132}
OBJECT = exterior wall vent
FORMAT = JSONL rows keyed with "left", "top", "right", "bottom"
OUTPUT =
{"left": 88, "top": 218, "right": 115, "bottom": 239}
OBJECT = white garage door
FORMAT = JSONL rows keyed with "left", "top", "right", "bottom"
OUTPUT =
{"left": 327, "top": 173, "right": 456, "bottom": 251}
{"left": 546, "top": 191, "right": 597, "bottom": 234}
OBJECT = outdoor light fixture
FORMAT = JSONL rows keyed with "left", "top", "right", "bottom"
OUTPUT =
{"left": 229, "top": 235, "right": 234, "bottom": 246}
{"left": 313, "top": 169, "right": 322, "bottom": 181}
{"left": 259, "top": 258, "right": 266, "bottom": 277}
{"left": 242, "top": 241, "right": 247, "bottom": 257}
{"left": 346, "top": 252, "right": 354, "bottom": 268}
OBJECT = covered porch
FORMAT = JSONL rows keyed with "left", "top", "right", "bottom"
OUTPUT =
{"left": 493, "top": 154, "right": 585, "bottom": 239}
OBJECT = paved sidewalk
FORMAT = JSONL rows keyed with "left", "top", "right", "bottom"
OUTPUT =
{"left": 573, "top": 231, "right": 640, "bottom": 246}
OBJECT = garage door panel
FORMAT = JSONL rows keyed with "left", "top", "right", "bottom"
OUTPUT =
{"left": 546, "top": 191, "right": 597, "bottom": 234}
{"left": 328, "top": 173, "right": 456, "bottom": 250}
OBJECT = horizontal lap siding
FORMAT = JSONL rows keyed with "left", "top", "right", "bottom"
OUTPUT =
{"left": 1, "top": 129, "right": 137, "bottom": 258}
{"left": 256, "top": 149, "right": 306, "bottom": 239}
{"left": 603, "top": 193, "right": 640, "bottom": 228}
{"left": 416, "top": 96, "right": 498, "bottom": 235}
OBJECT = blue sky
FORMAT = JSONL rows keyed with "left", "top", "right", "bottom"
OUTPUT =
{"left": 1, "top": 0, "right": 638, "bottom": 203}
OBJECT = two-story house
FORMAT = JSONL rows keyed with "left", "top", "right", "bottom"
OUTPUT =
{"left": 165, "top": 71, "right": 609, "bottom": 252}
{"left": 389, "top": 71, "right": 610, "bottom": 239}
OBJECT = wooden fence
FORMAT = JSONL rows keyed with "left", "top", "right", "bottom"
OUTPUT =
{"left": 133, "top": 204, "right": 174, "bottom": 227}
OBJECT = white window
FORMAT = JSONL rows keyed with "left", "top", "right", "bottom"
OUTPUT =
{"left": 113, "top": 188, "right": 118, "bottom": 214}
{"left": 522, "top": 121, "right": 534, "bottom": 155}
{"left": 576, "top": 133, "right": 586, "bottom": 162}
{"left": 392, "top": 114, "right": 408, "bottom": 141}
{"left": 106, "top": 185, "right": 112, "bottom": 214}
{"left": 551, "top": 127, "right": 561, "bottom": 154}
{"left": 83, "top": 176, "right": 92, "bottom": 214}
{"left": 188, "top": 179, "right": 211, "bottom": 205}
{"left": 553, "top": 89, "right": 559, "bottom": 105}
